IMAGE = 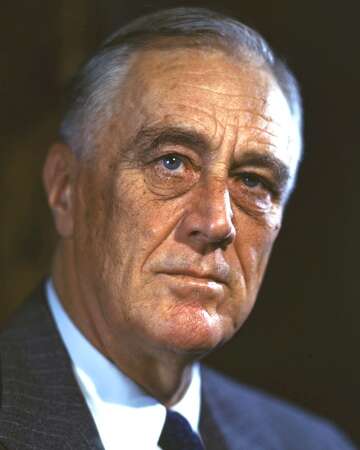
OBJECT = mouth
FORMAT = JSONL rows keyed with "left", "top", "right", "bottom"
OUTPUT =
{"left": 157, "top": 271, "right": 226, "bottom": 308}
{"left": 159, "top": 270, "right": 227, "bottom": 286}
{"left": 163, "top": 274, "right": 220, "bottom": 287}
{"left": 160, "top": 272, "right": 224, "bottom": 301}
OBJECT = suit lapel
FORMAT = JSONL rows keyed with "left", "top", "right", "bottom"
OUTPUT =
{"left": 0, "top": 283, "right": 104, "bottom": 450}
{"left": 200, "top": 366, "right": 266, "bottom": 450}
{"left": 200, "top": 392, "right": 230, "bottom": 450}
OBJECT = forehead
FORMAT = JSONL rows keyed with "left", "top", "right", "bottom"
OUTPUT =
{"left": 114, "top": 47, "right": 300, "bottom": 169}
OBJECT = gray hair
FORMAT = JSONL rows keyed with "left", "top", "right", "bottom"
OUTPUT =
{"left": 59, "top": 7, "right": 303, "bottom": 159}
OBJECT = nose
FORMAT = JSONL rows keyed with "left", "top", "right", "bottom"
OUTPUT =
{"left": 177, "top": 178, "right": 236, "bottom": 251}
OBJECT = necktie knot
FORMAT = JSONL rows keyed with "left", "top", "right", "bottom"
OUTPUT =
{"left": 158, "top": 409, "right": 205, "bottom": 450}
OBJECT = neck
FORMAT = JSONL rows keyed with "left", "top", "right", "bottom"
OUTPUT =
{"left": 110, "top": 351, "right": 194, "bottom": 406}
{"left": 51, "top": 241, "right": 197, "bottom": 406}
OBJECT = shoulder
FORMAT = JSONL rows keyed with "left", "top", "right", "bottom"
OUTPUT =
{"left": 0, "top": 282, "right": 57, "bottom": 365}
{"left": 0, "top": 282, "right": 49, "bottom": 338}
{"left": 0, "top": 283, "right": 101, "bottom": 450}
{"left": 201, "top": 365, "right": 357, "bottom": 450}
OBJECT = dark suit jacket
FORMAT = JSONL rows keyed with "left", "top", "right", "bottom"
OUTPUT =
{"left": 0, "top": 284, "right": 356, "bottom": 450}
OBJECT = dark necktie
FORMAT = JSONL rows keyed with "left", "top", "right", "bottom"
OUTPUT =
{"left": 158, "top": 409, "right": 205, "bottom": 450}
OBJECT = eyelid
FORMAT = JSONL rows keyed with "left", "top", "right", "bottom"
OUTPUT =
{"left": 152, "top": 151, "right": 201, "bottom": 171}
{"left": 233, "top": 170, "right": 280, "bottom": 197}
{"left": 155, "top": 154, "right": 186, "bottom": 171}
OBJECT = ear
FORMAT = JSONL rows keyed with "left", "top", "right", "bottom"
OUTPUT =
{"left": 43, "top": 142, "right": 77, "bottom": 238}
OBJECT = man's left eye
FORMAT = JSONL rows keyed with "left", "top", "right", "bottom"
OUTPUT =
{"left": 238, "top": 172, "right": 264, "bottom": 189}
{"left": 160, "top": 155, "right": 184, "bottom": 171}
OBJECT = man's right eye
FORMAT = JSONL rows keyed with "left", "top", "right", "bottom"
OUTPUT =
{"left": 159, "top": 154, "right": 184, "bottom": 172}
{"left": 143, "top": 153, "right": 199, "bottom": 198}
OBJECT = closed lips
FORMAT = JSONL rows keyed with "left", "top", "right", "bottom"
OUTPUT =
{"left": 160, "top": 270, "right": 227, "bottom": 285}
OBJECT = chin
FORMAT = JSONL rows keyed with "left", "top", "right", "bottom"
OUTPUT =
{"left": 151, "top": 305, "right": 234, "bottom": 357}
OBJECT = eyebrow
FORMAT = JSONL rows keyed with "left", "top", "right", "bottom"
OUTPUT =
{"left": 130, "top": 125, "right": 210, "bottom": 158}
{"left": 127, "top": 124, "right": 291, "bottom": 188}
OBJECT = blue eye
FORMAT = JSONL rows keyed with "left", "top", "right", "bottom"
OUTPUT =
{"left": 161, "top": 155, "right": 183, "bottom": 171}
{"left": 241, "top": 173, "right": 261, "bottom": 188}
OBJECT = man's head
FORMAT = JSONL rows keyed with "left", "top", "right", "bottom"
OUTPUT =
{"left": 43, "top": 8, "right": 302, "bottom": 388}
{"left": 59, "top": 7, "right": 302, "bottom": 160}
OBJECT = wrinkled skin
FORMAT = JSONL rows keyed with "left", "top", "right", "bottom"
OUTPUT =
{"left": 44, "top": 47, "right": 301, "bottom": 404}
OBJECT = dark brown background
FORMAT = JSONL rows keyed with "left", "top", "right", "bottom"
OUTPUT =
{"left": 1, "top": 0, "right": 359, "bottom": 446}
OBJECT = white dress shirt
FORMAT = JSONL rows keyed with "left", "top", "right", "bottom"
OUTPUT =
{"left": 46, "top": 280, "right": 202, "bottom": 450}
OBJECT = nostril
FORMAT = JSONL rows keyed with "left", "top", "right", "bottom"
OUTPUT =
{"left": 213, "top": 228, "right": 235, "bottom": 249}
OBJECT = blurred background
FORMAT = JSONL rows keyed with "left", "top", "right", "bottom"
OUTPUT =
{"left": 1, "top": 0, "right": 359, "bottom": 445}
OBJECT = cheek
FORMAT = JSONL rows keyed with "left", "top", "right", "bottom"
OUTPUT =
{"left": 97, "top": 175, "right": 180, "bottom": 283}
{"left": 233, "top": 209, "right": 281, "bottom": 282}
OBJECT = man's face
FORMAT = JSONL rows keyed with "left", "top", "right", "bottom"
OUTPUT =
{"left": 70, "top": 48, "right": 300, "bottom": 358}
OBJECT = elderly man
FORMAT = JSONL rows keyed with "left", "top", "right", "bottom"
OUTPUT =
{"left": 0, "top": 7, "right": 356, "bottom": 450}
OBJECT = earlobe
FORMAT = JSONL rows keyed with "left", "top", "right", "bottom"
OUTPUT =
{"left": 43, "top": 142, "right": 77, "bottom": 238}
